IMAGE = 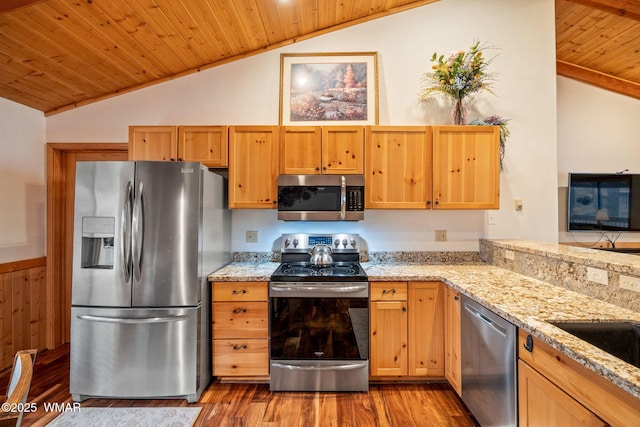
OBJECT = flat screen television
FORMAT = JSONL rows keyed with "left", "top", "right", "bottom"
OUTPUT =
{"left": 567, "top": 173, "right": 640, "bottom": 232}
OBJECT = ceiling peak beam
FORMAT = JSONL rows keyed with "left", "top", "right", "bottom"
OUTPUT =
{"left": 0, "top": 0, "right": 46, "bottom": 14}
{"left": 557, "top": 60, "right": 640, "bottom": 100}
{"left": 566, "top": 0, "right": 640, "bottom": 21}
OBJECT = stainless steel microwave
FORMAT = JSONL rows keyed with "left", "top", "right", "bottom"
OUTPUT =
{"left": 277, "top": 175, "right": 364, "bottom": 221}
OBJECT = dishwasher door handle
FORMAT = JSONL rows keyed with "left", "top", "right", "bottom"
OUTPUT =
{"left": 464, "top": 303, "right": 508, "bottom": 337}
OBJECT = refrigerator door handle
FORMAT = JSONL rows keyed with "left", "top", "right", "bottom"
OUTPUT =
{"left": 132, "top": 181, "right": 144, "bottom": 283}
{"left": 121, "top": 181, "right": 133, "bottom": 282}
{"left": 75, "top": 314, "right": 190, "bottom": 324}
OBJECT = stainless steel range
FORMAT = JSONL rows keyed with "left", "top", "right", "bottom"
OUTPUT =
{"left": 269, "top": 233, "right": 369, "bottom": 392}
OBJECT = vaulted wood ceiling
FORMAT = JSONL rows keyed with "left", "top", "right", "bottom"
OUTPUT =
{"left": 0, "top": 0, "right": 638, "bottom": 116}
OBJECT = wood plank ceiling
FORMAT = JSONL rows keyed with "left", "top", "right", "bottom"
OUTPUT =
{"left": 0, "top": 0, "right": 638, "bottom": 116}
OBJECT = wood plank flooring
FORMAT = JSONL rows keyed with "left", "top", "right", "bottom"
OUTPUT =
{"left": 0, "top": 345, "right": 478, "bottom": 426}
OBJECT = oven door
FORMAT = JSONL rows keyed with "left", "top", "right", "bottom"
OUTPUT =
{"left": 269, "top": 282, "right": 369, "bottom": 391}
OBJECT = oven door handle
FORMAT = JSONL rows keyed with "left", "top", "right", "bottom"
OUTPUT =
{"left": 271, "top": 362, "right": 368, "bottom": 372}
{"left": 270, "top": 283, "right": 368, "bottom": 294}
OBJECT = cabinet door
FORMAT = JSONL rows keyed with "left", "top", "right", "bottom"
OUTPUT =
{"left": 178, "top": 126, "right": 228, "bottom": 167}
{"left": 365, "top": 126, "right": 432, "bottom": 208}
{"left": 408, "top": 282, "right": 444, "bottom": 376}
{"left": 321, "top": 126, "right": 364, "bottom": 174}
{"left": 128, "top": 126, "right": 177, "bottom": 161}
{"left": 432, "top": 126, "right": 500, "bottom": 209}
{"left": 279, "top": 126, "right": 322, "bottom": 174}
{"left": 444, "top": 286, "right": 462, "bottom": 395}
{"left": 519, "top": 360, "right": 607, "bottom": 427}
{"left": 370, "top": 300, "right": 407, "bottom": 376}
{"left": 228, "top": 126, "right": 278, "bottom": 208}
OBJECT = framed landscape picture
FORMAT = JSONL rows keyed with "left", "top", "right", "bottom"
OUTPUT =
{"left": 279, "top": 52, "right": 378, "bottom": 125}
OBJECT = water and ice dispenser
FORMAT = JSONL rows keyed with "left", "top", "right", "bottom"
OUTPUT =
{"left": 81, "top": 217, "right": 115, "bottom": 269}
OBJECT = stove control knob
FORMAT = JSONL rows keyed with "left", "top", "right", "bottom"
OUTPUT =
{"left": 284, "top": 238, "right": 291, "bottom": 248}
{"left": 342, "top": 238, "right": 348, "bottom": 248}
{"left": 350, "top": 238, "right": 356, "bottom": 248}
{"left": 293, "top": 238, "right": 299, "bottom": 248}
{"left": 334, "top": 239, "right": 340, "bottom": 248}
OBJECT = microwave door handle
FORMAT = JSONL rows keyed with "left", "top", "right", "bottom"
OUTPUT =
{"left": 340, "top": 175, "right": 346, "bottom": 220}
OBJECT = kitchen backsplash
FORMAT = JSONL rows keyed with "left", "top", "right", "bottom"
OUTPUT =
{"left": 481, "top": 239, "right": 640, "bottom": 312}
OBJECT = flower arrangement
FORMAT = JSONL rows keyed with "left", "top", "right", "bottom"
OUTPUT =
{"left": 469, "top": 115, "right": 510, "bottom": 170}
{"left": 417, "top": 40, "right": 497, "bottom": 125}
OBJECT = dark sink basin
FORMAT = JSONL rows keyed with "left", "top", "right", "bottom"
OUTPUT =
{"left": 550, "top": 321, "right": 640, "bottom": 369}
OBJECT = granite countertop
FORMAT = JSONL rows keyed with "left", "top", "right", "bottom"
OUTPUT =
{"left": 208, "top": 261, "right": 640, "bottom": 399}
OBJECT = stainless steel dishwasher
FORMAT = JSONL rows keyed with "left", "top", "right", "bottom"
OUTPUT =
{"left": 460, "top": 295, "right": 517, "bottom": 427}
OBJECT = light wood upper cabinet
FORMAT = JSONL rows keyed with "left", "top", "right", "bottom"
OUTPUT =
{"left": 444, "top": 286, "right": 462, "bottom": 396}
{"left": 432, "top": 126, "right": 500, "bottom": 209}
{"left": 128, "top": 125, "right": 228, "bottom": 167}
{"left": 322, "top": 126, "right": 364, "bottom": 174}
{"left": 279, "top": 126, "right": 322, "bottom": 174}
{"left": 228, "top": 125, "right": 279, "bottom": 209}
{"left": 178, "top": 126, "right": 228, "bottom": 167}
{"left": 279, "top": 126, "right": 364, "bottom": 174}
{"left": 365, "top": 126, "right": 432, "bottom": 208}
{"left": 129, "top": 126, "right": 177, "bottom": 161}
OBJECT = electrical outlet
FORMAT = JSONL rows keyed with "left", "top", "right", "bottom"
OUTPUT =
{"left": 246, "top": 230, "right": 258, "bottom": 243}
{"left": 620, "top": 275, "right": 640, "bottom": 293}
{"left": 435, "top": 230, "right": 447, "bottom": 242}
{"left": 586, "top": 267, "right": 608, "bottom": 285}
{"left": 505, "top": 250, "right": 515, "bottom": 260}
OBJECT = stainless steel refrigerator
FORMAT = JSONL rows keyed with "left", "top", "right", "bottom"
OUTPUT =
{"left": 70, "top": 161, "right": 230, "bottom": 403}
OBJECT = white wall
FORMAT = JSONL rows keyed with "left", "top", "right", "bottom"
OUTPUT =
{"left": 557, "top": 76, "right": 640, "bottom": 245}
{"left": 43, "top": 0, "right": 558, "bottom": 253}
{"left": 0, "top": 98, "right": 46, "bottom": 263}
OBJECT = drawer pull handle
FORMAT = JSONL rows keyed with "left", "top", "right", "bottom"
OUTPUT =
{"left": 382, "top": 289, "right": 397, "bottom": 295}
{"left": 233, "top": 344, "right": 248, "bottom": 351}
{"left": 232, "top": 308, "right": 248, "bottom": 314}
{"left": 232, "top": 289, "right": 247, "bottom": 295}
{"left": 524, "top": 334, "right": 534, "bottom": 352}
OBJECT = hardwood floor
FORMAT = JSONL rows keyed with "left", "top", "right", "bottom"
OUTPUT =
{"left": 1, "top": 345, "right": 478, "bottom": 426}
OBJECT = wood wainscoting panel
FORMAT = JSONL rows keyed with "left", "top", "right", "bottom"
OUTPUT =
{"left": 0, "top": 257, "right": 46, "bottom": 370}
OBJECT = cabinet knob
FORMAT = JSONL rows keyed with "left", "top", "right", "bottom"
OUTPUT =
{"left": 524, "top": 334, "right": 534, "bottom": 352}
{"left": 454, "top": 295, "right": 460, "bottom": 301}
{"left": 402, "top": 307, "right": 407, "bottom": 312}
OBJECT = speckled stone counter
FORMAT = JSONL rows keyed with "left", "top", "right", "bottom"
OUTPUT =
{"left": 364, "top": 262, "right": 640, "bottom": 399}
{"left": 208, "top": 260, "right": 640, "bottom": 399}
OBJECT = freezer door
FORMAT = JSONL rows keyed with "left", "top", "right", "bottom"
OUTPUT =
{"left": 72, "top": 161, "right": 135, "bottom": 307}
{"left": 70, "top": 306, "right": 204, "bottom": 402}
{"left": 132, "top": 162, "right": 202, "bottom": 307}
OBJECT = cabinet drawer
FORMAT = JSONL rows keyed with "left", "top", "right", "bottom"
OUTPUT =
{"left": 213, "top": 339, "right": 269, "bottom": 376}
{"left": 371, "top": 281, "right": 408, "bottom": 301}
{"left": 212, "top": 281, "right": 268, "bottom": 301}
{"left": 212, "top": 301, "right": 268, "bottom": 339}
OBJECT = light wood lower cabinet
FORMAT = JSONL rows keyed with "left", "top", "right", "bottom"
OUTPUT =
{"left": 212, "top": 281, "right": 269, "bottom": 378}
{"left": 370, "top": 281, "right": 443, "bottom": 378}
{"left": 518, "top": 330, "right": 639, "bottom": 427}
{"left": 444, "top": 286, "right": 461, "bottom": 395}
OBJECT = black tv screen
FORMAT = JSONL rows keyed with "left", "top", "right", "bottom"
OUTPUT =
{"left": 567, "top": 173, "right": 640, "bottom": 232}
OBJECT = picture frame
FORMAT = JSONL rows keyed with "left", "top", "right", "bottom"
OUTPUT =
{"left": 279, "top": 52, "right": 379, "bottom": 126}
